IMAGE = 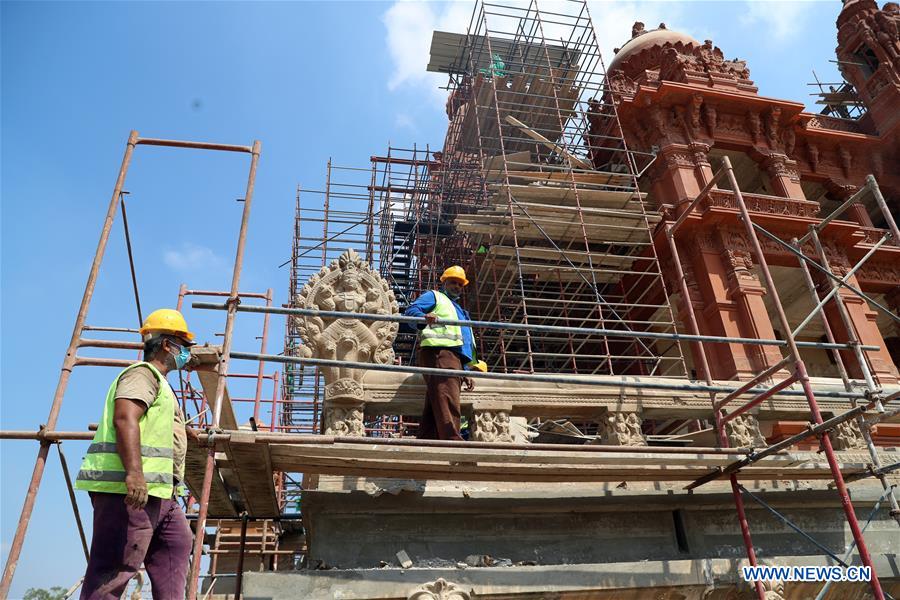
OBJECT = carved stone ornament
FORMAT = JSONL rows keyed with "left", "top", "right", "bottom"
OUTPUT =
{"left": 724, "top": 414, "right": 767, "bottom": 449}
{"left": 324, "top": 404, "right": 364, "bottom": 437}
{"left": 596, "top": 412, "right": 646, "bottom": 446}
{"left": 471, "top": 410, "right": 513, "bottom": 442}
{"left": 407, "top": 578, "right": 473, "bottom": 600}
{"left": 830, "top": 419, "right": 867, "bottom": 451}
{"left": 294, "top": 248, "right": 399, "bottom": 435}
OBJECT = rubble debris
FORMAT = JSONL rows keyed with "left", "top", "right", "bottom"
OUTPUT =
{"left": 396, "top": 549, "right": 413, "bottom": 569}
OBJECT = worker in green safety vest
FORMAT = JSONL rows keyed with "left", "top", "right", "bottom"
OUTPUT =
{"left": 404, "top": 265, "right": 487, "bottom": 440}
{"left": 76, "top": 308, "right": 201, "bottom": 599}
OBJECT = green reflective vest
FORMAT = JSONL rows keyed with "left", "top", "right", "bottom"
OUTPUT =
{"left": 75, "top": 362, "right": 176, "bottom": 499}
{"left": 420, "top": 291, "right": 464, "bottom": 348}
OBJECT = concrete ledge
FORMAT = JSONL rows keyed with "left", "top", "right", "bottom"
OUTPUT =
{"left": 244, "top": 554, "right": 900, "bottom": 599}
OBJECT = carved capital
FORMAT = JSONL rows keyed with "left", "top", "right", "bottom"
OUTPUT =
{"left": 724, "top": 414, "right": 767, "bottom": 449}
{"left": 717, "top": 229, "right": 759, "bottom": 286}
{"left": 595, "top": 412, "right": 646, "bottom": 446}
{"left": 471, "top": 410, "right": 513, "bottom": 443}
{"left": 761, "top": 153, "right": 799, "bottom": 182}
{"left": 408, "top": 579, "right": 472, "bottom": 600}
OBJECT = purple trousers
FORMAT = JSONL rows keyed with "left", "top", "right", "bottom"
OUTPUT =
{"left": 81, "top": 492, "right": 192, "bottom": 600}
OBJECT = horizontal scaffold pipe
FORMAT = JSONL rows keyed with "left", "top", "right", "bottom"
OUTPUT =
{"left": 228, "top": 351, "right": 870, "bottom": 400}
{"left": 191, "top": 302, "right": 880, "bottom": 352}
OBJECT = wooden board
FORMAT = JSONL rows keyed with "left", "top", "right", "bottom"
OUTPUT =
{"left": 488, "top": 183, "right": 642, "bottom": 208}
{"left": 183, "top": 440, "right": 237, "bottom": 517}
{"left": 225, "top": 431, "right": 281, "bottom": 517}
{"left": 256, "top": 439, "right": 892, "bottom": 484}
{"left": 190, "top": 346, "right": 239, "bottom": 431}
{"left": 487, "top": 245, "right": 638, "bottom": 268}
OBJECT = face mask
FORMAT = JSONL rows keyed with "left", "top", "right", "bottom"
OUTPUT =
{"left": 171, "top": 344, "right": 191, "bottom": 370}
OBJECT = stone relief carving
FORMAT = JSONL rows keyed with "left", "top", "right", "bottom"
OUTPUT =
{"left": 703, "top": 103, "right": 718, "bottom": 137}
{"left": 408, "top": 579, "right": 473, "bottom": 600}
{"left": 596, "top": 412, "right": 646, "bottom": 446}
{"left": 781, "top": 127, "right": 795, "bottom": 157}
{"left": 838, "top": 145, "right": 853, "bottom": 177}
{"left": 689, "top": 94, "right": 704, "bottom": 137}
{"left": 764, "top": 107, "right": 781, "bottom": 147}
{"left": 830, "top": 419, "right": 868, "bottom": 451}
{"left": 725, "top": 414, "right": 767, "bottom": 449}
{"left": 294, "top": 248, "right": 399, "bottom": 435}
{"left": 746, "top": 111, "right": 761, "bottom": 144}
{"left": 806, "top": 142, "right": 819, "bottom": 172}
{"left": 471, "top": 410, "right": 513, "bottom": 443}
{"left": 324, "top": 405, "right": 365, "bottom": 437}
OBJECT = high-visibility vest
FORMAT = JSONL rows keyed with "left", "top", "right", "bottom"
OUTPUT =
{"left": 75, "top": 362, "right": 176, "bottom": 499}
{"left": 419, "top": 291, "right": 464, "bottom": 348}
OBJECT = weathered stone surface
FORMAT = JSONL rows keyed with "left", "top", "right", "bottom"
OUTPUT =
{"left": 471, "top": 410, "right": 513, "bottom": 442}
{"left": 407, "top": 579, "right": 472, "bottom": 600}
{"left": 595, "top": 412, "right": 646, "bottom": 446}
{"left": 293, "top": 248, "right": 398, "bottom": 435}
{"left": 830, "top": 419, "right": 868, "bottom": 451}
{"left": 724, "top": 414, "right": 767, "bottom": 449}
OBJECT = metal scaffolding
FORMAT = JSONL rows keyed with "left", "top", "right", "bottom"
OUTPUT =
{"left": 2, "top": 1, "right": 900, "bottom": 598}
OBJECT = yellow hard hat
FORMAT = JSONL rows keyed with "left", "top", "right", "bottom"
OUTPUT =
{"left": 139, "top": 308, "right": 195, "bottom": 342}
{"left": 440, "top": 265, "right": 469, "bottom": 286}
{"left": 470, "top": 360, "right": 488, "bottom": 373}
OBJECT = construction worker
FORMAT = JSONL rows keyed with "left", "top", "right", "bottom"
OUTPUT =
{"left": 76, "top": 309, "right": 198, "bottom": 600}
{"left": 404, "top": 266, "right": 486, "bottom": 440}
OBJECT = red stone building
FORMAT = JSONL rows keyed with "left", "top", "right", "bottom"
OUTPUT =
{"left": 591, "top": 1, "right": 900, "bottom": 388}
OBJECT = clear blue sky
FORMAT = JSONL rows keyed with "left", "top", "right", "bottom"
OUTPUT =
{"left": 1, "top": 1, "right": 843, "bottom": 596}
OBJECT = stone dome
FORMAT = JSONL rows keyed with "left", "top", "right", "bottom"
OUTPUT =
{"left": 608, "top": 25, "right": 700, "bottom": 72}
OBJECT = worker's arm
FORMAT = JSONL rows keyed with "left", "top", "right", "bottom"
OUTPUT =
{"left": 403, "top": 291, "right": 438, "bottom": 330}
{"left": 113, "top": 398, "right": 149, "bottom": 509}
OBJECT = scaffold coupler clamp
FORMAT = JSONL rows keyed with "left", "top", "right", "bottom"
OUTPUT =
{"left": 36, "top": 424, "right": 51, "bottom": 445}
{"left": 864, "top": 388, "right": 885, "bottom": 413}
{"left": 226, "top": 295, "right": 242, "bottom": 310}
{"left": 204, "top": 426, "right": 225, "bottom": 448}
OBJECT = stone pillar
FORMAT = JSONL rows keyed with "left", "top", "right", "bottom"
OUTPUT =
{"left": 718, "top": 229, "right": 786, "bottom": 376}
{"left": 815, "top": 243, "right": 899, "bottom": 385}
{"left": 293, "top": 248, "right": 401, "bottom": 436}
{"left": 682, "top": 229, "right": 785, "bottom": 380}
{"left": 762, "top": 153, "right": 804, "bottom": 200}
{"left": 657, "top": 144, "right": 708, "bottom": 207}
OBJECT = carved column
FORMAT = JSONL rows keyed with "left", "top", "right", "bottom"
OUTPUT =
{"left": 761, "top": 153, "right": 805, "bottom": 200}
{"left": 294, "top": 248, "right": 400, "bottom": 436}
{"left": 682, "top": 229, "right": 784, "bottom": 380}
{"left": 594, "top": 412, "right": 646, "bottom": 446}
{"left": 717, "top": 228, "right": 786, "bottom": 376}
{"left": 827, "top": 182, "right": 874, "bottom": 228}
{"left": 815, "top": 242, "right": 899, "bottom": 384}
{"left": 652, "top": 143, "right": 710, "bottom": 210}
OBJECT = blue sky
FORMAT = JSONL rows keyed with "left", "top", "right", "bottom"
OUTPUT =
{"left": 1, "top": 1, "right": 843, "bottom": 595}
